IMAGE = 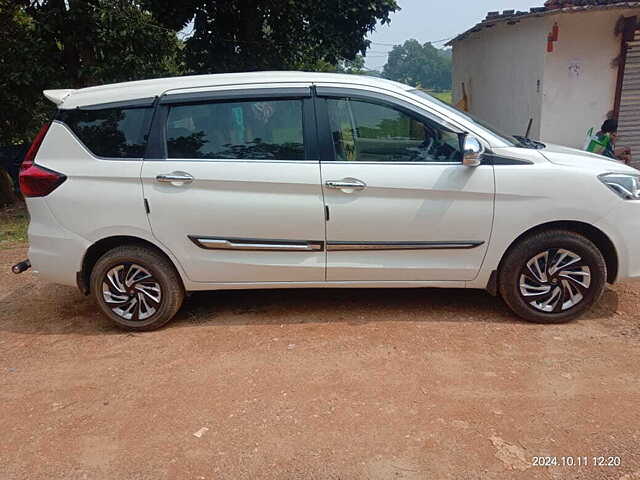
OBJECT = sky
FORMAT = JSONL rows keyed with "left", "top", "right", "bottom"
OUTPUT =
{"left": 364, "top": 0, "right": 543, "bottom": 70}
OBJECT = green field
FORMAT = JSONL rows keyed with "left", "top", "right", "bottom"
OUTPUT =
{"left": 430, "top": 90, "right": 452, "bottom": 104}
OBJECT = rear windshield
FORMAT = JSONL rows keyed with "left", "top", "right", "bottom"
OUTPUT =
{"left": 57, "top": 107, "right": 153, "bottom": 158}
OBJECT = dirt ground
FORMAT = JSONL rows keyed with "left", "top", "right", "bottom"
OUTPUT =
{"left": 1, "top": 244, "right": 639, "bottom": 480}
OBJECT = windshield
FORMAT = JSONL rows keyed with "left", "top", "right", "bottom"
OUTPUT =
{"left": 409, "top": 89, "right": 522, "bottom": 147}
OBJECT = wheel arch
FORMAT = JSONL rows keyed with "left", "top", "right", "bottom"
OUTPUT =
{"left": 78, "top": 235, "right": 185, "bottom": 294}
{"left": 496, "top": 220, "right": 618, "bottom": 285}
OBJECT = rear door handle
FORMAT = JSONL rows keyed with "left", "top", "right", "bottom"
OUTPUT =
{"left": 156, "top": 172, "right": 194, "bottom": 185}
{"left": 325, "top": 178, "right": 367, "bottom": 191}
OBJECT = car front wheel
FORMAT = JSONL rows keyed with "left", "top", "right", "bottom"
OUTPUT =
{"left": 499, "top": 230, "right": 607, "bottom": 323}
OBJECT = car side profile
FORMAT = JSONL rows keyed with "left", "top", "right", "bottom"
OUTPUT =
{"left": 15, "top": 72, "right": 640, "bottom": 330}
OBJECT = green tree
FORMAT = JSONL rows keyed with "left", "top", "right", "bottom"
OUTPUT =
{"left": 297, "top": 55, "right": 367, "bottom": 75}
{"left": 382, "top": 39, "right": 452, "bottom": 91}
{"left": 145, "top": 0, "right": 399, "bottom": 73}
{"left": 0, "top": 0, "right": 183, "bottom": 144}
{"left": 0, "top": 4, "right": 57, "bottom": 145}
{"left": 1, "top": 0, "right": 400, "bottom": 144}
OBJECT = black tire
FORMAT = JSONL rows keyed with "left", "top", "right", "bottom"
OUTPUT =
{"left": 498, "top": 230, "right": 606, "bottom": 323}
{"left": 90, "top": 245, "right": 184, "bottom": 331}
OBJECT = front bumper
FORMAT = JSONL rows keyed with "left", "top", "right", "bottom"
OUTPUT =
{"left": 594, "top": 200, "right": 640, "bottom": 281}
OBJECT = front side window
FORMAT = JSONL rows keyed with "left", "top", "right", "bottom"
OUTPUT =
{"left": 57, "top": 107, "right": 153, "bottom": 158}
{"left": 326, "top": 98, "right": 462, "bottom": 163}
{"left": 165, "top": 99, "right": 305, "bottom": 160}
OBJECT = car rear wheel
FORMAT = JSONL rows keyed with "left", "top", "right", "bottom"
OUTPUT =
{"left": 90, "top": 245, "right": 184, "bottom": 331}
{"left": 498, "top": 230, "right": 607, "bottom": 323}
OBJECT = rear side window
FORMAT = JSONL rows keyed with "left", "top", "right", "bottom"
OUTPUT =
{"left": 165, "top": 99, "right": 305, "bottom": 160}
{"left": 57, "top": 107, "right": 153, "bottom": 158}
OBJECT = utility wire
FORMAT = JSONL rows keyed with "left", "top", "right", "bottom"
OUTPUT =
{"left": 369, "top": 35, "right": 455, "bottom": 47}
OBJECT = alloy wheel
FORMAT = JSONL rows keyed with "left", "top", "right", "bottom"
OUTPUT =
{"left": 519, "top": 249, "right": 591, "bottom": 313}
{"left": 101, "top": 263, "right": 162, "bottom": 321}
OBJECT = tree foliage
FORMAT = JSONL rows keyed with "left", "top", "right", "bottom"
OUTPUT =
{"left": 0, "top": 4, "right": 57, "bottom": 145}
{"left": 0, "top": 0, "right": 399, "bottom": 144}
{"left": 382, "top": 39, "right": 452, "bottom": 91}
{"left": 144, "top": 0, "right": 398, "bottom": 73}
{"left": 0, "top": 0, "right": 182, "bottom": 144}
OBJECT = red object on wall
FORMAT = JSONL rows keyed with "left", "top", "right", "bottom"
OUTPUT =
{"left": 546, "top": 22, "right": 559, "bottom": 52}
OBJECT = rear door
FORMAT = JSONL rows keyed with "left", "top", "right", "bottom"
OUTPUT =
{"left": 141, "top": 84, "right": 326, "bottom": 283}
{"left": 316, "top": 86, "right": 495, "bottom": 281}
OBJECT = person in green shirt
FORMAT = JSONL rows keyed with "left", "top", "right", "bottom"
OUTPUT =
{"left": 588, "top": 119, "right": 632, "bottom": 165}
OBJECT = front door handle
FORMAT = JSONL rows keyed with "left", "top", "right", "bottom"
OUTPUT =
{"left": 325, "top": 178, "right": 367, "bottom": 191}
{"left": 156, "top": 172, "right": 194, "bottom": 185}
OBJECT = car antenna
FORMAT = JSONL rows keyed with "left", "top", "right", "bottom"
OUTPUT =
{"left": 524, "top": 118, "right": 533, "bottom": 139}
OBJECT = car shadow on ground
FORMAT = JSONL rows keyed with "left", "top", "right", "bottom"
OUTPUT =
{"left": 170, "top": 286, "right": 620, "bottom": 330}
{"left": 0, "top": 284, "right": 620, "bottom": 335}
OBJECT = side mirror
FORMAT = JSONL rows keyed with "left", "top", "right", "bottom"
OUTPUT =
{"left": 462, "top": 135, "right": 484, "bottom": 167}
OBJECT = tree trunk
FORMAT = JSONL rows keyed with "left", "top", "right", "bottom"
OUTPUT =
{"left": 0, "top": 169, "right": 17, "bottom": 206}
{"left": 49, "top": 0, "right": 85, "bottom": 87}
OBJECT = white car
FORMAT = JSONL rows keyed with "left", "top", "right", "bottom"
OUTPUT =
{"left": 14, "top": 72, "right": 640, "bottom": 330}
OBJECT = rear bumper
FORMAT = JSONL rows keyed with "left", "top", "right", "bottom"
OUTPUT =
{"left": 26, "top": 198, "right": 89, "bottom": 287}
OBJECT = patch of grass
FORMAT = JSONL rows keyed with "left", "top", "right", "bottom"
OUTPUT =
{"left": 0, "top": 203, "right": 29, "bottom": 248}
{"left": 430, "top": 90, "right": 452, "bottom": 104}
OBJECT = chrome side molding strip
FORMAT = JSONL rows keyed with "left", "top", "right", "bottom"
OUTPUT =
{"left": 189, "top": 236, "right": 324, "bottom": 252}
{"left": 189, "top": 236, "right": 484, "bottom": 252}
{"left": 326, "top": 241, "right": 484, "bottom": 251}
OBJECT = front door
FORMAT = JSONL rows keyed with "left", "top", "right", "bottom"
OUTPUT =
{"left": 316, "top": 90, "right": 495, "bottom": 281}
{"left": 141, "top": 86, "right": 326, "bottom": 283}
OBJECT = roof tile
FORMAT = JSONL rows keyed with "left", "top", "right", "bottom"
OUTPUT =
{"left": 449, "top": 1, "right": 640, "bottom": 45}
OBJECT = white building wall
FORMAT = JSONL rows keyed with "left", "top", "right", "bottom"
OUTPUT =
{"left": 540, "top": 8, "right": 639, "bottom": 148}
{"left": 452, "top": 18, "right": 546, "bottom": 140}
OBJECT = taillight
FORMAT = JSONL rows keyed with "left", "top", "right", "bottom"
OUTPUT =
{"left": 20, "top": 163, "right": 67, "bottom": 198}
{"left": 19, "top": 123, "right": 66, "bottom": 197}
{"left": 22, "top": 123, "right": 50, "bottom": 168}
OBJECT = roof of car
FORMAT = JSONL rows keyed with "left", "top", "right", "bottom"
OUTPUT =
{"left": 45, "top": 71, "right": 414, "bottom": 109}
